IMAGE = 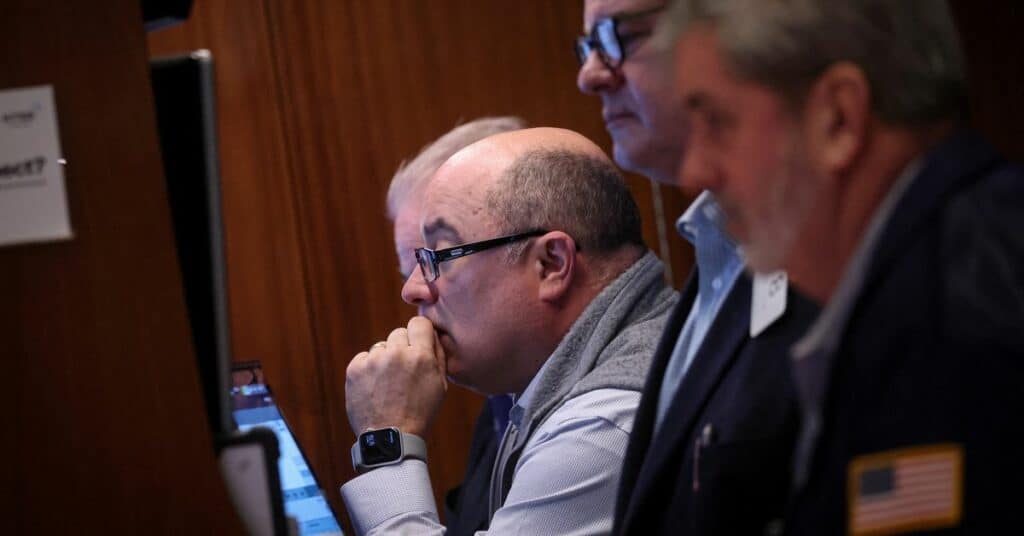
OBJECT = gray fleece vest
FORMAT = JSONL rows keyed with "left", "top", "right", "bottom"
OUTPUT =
{"left": 489, "top": 251, "right": 678, "bottom": 515}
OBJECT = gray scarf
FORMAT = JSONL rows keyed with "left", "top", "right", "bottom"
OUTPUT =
{"left": 489, "top": 250, "right": 678, "bottom": 516}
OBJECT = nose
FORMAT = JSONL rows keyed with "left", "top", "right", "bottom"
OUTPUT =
{"left": 576, "top": 51, "right": 620, "bottom": 95}
{"left": 401, "top": 268, "right": 438, "bottom": 306}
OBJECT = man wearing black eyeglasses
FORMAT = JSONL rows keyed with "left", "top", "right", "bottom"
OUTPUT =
{"left": 341, "top": 127, "right": 677, "bottom": 535}
{"left": 386, "top": 117, "right": 526, "bottom": 536}
{"left": 577, "top": 1, "right": 681, "bottom": 185}
{"left": 577, "top": 1, "right": 818, "bottom": 535}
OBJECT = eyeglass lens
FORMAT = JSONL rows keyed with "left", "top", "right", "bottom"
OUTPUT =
{"left": 596, "top": 20, "right": 622, "bottom": 63}
{"left": 415, "top": 249, "right": 438, "bottom": 282}
{"left": 576, "top": 19, "right": 623, "bottom": 68}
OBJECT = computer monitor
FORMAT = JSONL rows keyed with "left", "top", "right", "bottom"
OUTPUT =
{"left": 231, "top": 361, "right": 344, "bottom": 535}
{"left": 150, "top": 50, "right": 233, "bottom": 437}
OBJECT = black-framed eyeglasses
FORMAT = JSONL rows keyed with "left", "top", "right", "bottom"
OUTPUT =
{"left": 574, "top": 5, "right": 665, "bottom": 70}
{"left": 414, "top": 229, "right": 548, "bottom": 282}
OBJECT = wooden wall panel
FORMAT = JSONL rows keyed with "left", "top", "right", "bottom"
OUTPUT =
{"left": 951, "top": 0, "right": 1024, "bottom": 161}
{"left": 2, "top": 0, "right": 241, "bottom": 532}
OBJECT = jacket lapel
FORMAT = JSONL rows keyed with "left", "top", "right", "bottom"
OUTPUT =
{"left": 614, "top": 270, "right": 696, "bottom": 530}
{"left": 619, "top": 273, "right": 752, "bottom": 529}
{"left": 654, "top": 273, "right": 751, "bottom": 456}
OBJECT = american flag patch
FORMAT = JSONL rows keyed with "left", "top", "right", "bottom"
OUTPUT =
{"left": 847, "top": 444, "right": 962, "bottom": 535}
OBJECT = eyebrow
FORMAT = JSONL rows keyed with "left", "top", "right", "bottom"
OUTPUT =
{"left": 422, "top": 217, "right": 463, "bottom": 245}
{"left": 583, "top": 8, "right": 640, "bottom": 32}
{"left": 585, "top": 4, "right": 664, "bottom": 31}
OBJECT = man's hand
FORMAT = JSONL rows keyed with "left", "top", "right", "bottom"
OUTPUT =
{"left": 345, "top": 316, "right": 448, "bottom": 437}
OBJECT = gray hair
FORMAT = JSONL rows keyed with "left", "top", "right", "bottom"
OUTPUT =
{"left": 485, "top": 149, "right": 645, "bottom": 261}
{"left": 387, "top": 116, "right": 528, "bottom": 219}
{"left": 660, "top": 0, "right": 968, "bottom": 125}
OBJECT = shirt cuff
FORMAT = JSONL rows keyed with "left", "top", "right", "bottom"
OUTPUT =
{"left": 340, "top": 459, "right": 439, "bottom": 534}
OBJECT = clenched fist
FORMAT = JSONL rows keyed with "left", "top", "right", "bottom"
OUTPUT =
{"left": 346, "top": 316, "right": 448, "bottom": 437}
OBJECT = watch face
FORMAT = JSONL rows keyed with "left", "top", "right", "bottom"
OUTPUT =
{"left": 360, "top": 428, "right": 402, "bottom": 465}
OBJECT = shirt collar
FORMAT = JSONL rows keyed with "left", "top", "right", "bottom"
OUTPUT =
{"left": 792, "top": 157, "right": 924, "bottom": 360}
{"left": 676, "top": 191, "right": 742, "bottom": 288}
{"left": 676, "top": 190, "right": 731, "bottom": 246}
{"left": 508, "top": 350, "right": 557, "bottom": 427}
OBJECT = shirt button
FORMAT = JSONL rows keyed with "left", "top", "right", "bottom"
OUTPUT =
{"left": 711, "top": 277, "right": 722, "bottom": 291}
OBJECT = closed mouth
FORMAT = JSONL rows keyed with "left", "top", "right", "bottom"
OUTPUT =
{"left": 432, "top": 323, "right": 451, "bottom": 342}
{"left": 603, "top": 111, "right": 632, "bottom": 124}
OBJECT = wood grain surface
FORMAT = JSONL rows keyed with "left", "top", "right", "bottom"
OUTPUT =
{"left": 1, "top": 0, "right": 242, "bottom": 532}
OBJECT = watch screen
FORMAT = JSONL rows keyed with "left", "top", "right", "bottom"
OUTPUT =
{"left": 361, "top": 428, "right": 402, "bottom": 465}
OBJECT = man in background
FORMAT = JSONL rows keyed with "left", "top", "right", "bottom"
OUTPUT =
{"left": 386, "top": 116, "right": 525, "bottom": 535}
{"left": 342, "top": 127, "right": 676, "bottom": 534}
{"left": 667, "top": 1, "right": 1024, "bottom": 532}
{"left": 576, "top": 1, "right": 817, "bottom": 534}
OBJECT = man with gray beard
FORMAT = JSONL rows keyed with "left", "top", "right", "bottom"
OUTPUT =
{"left": 667, "top": 1, "right": 1024, "bottom": 533}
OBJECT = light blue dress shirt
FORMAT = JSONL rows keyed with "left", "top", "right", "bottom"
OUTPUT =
{"left": 654, "top": 192, "right": 744, "bottom": 433}
{"left": 341, "top": 370, "right": 640, "bottom": 535}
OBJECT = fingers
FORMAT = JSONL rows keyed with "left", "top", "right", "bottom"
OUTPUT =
{"left": 408, "top": 317, "right": 445, "bottom": 385}
{"left": 407, "top": 316, "right": 435, "bottom": 349}
{"left": 433, "top": 329, "right": 448, "bottom": 390}
{"left": 345, "top": 317, "right": 448, "bottom": 437}
{"left": 386, "top": 327, "right": 408, "bottom": 348}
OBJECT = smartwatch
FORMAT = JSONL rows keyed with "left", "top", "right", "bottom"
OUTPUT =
{"left": 351, "top": 427, "right": 427, "bottom": 474}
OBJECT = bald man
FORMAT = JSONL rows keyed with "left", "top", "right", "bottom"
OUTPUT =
{"left": 387, "top": 117, "right": 526, "bottom": 536}
{"left": 341, "top": 128, "right": 677, "bottom": 535}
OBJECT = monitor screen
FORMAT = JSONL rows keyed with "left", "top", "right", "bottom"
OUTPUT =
{"left": 231, "top": 376, "right": 343, "bottom": 535}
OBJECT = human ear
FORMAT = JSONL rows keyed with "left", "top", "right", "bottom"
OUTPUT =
{"left": 534, "top": 231, "right": 576, "bottom": 303}
{"left": 803, "top": 62, "right": 871, "bottom": 175}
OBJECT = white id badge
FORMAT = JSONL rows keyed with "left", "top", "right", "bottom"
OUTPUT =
{"left": 751, "top": 271, "right": 787, "bottom": 337}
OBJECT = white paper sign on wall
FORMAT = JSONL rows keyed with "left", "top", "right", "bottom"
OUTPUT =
{"left": 0, "top": 85, "right": 73, "bottom": 247}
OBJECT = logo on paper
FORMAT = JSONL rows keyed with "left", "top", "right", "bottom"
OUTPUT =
{"left": 2, "top": 102, "right": 41, "bottom": 128}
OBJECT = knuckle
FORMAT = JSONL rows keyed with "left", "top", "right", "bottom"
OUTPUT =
{"left": 405, "top": 345, "right": 431, "bottom": 362}
{"left": 347, "top": 353, "right": 370, "bottom": 376}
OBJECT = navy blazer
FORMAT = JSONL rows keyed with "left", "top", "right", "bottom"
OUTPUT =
{"left": 787, "top": 131, "right": 1024, "bottom": 534}
{"left": 613, "top": 266, "right": 819, "bottom": 535}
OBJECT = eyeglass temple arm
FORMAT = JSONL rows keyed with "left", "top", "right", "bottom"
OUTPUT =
{"left": 435, "top": 230, "right": 547, "bottom": 262}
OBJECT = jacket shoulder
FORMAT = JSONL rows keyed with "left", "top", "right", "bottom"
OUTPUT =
{"left": 937, "top": 161, "right": 1024, "bottom": 349}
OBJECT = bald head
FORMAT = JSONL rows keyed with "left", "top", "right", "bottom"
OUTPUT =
{"left": 477, "top": 126, "right": 611, "bottom": 161}
{"left": 428, "top": 127, "right": 644, "bottom": 263}
{"left": 434, "top": 127, "right": 612, "bottom": 190}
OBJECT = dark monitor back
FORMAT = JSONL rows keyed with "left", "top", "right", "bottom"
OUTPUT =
{"left": 150, "top": 50, "right": 233, "bottom": 437}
